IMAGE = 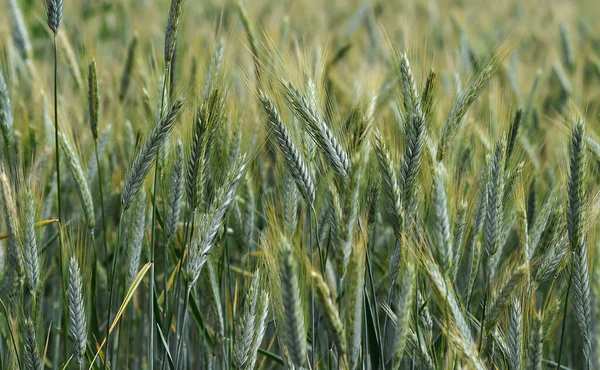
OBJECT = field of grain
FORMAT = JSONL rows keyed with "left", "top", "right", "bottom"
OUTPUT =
{"left": 1, "top": 0, "right": 600, "bottom": 369}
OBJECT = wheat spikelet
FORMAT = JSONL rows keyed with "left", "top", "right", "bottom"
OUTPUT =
{"left": 397, "top": 52, "right": 422, "bottom": 117}
{"left": 87, "top": 125, "right": 111, "bottom": 183}
{"left": 451, "top": 200, "right": 468, "bottom": 280}
{"left": 234, "top": 271, "right": 261, "bottom": 369}
{"left": 560, "top": 23, "right": 575, "bottom": 71}
{"left": 366, "top": 175, "right": 381, "bottom": 231}
{"left": 437, "top": 56, "right": 499, "bottom": 161}
{"left": 59, "top": 132, "right": 95, "bottom": 230}
{"left": 534, "top": 239, "right": 567, "bottom": 284}
{"left": 185, "top": 239, "right": 209, "bottom": 287}
{"left": 259, "top": 91, "right": 315, "bottom": 205}
{"left": 485, "top": 264, "right": 527, "bottom": 329}
{"left": 68, "top": 256, "right": 87, "bottom": 363}
{"left": 484, "top": 136, "right": 506, "bottom": 258}
{"left": 421, "top": 70, "right": 437, "bottom": 121}
{"left": 390, "top": 262, "right": 415, "bottom": 367}
{"left": 247, "top": 290, "right": 269, "bottom": 370}
{"left": 568, "top": 120, "right": 586, "bottom": 252}
{"left": 186, "top": 89, "right": 223, "bottom": 209}
{"left": 58, "top": 32, "right": 83, "bottom": 90}
{"left": 283, "top": 81, "right": 350, "bottom": 178}
{"left": 433, "top": 163, "right": 452, "bottom": 273}
{"left": 568, "top": 120, "right": 592, "bottom": 364}
{"left": 236, "top": 0, "right": 261, "bottom": 86}
{"left": 283, "top": 172, "right": 298, "bottom": 235}
{"left": 88, "top": 61, "right": 99, "bottom": 141}
{"left": 505, "top": 108, "right": 523, "bottom": 167}
{"left": 528, "top": 312, "right": 543, "bottom": 370}
{"left": 125, "top": 189, "right": 146, "bottom": 286}
{"left": 423, "top": 256, "right": 485, "bottom": 370}
{"left": 122, "top": 97, "right": 185, "bottom": 210}
{"left": 166, "top": 140, "right": 184, "bottom": 243}
{"left": 0, "top": 167, "right": 23, "bottom": 289}
{"left": 119, "top": 36, "right": 138, "bottom": 101}
{"left": 22, "top": 188, "right": 39, "bottom": 295}
{"left": 400, "top": 109, "right": 426, "bottom": 211}
{"left": 164, "top": 0, "right": 186, "bottom": 66}
{"left": 397, "top": 55, "right": 427, "bottom": 198}
{"left": 406, "top": 329, "right": 435, "bottom": 370}
{"left": 279, "top": 240, "right": 306, "bottom": 367}
{"left": 0, "top": 70, "right": 13, "bottom": 147}
{"left": 507, "top": 299, "right": 522, "bottom": 369}
{"left": 340, "top": 155, "right": 362, "bottom": 273}
{"left": 44, "top": 0, "right": 63, "bottom": 35}
{"left": 345, "top": 235, "right": 366, "bottom": 370}
{"left": 186, "top": 156, "right": 246, "bottom": 286}
{"left": 186, "top": 109, "right": 208, "bottom": 210}
{"left": 23, "top": 318, "right": 42, "bottom": 370}
{"left": 312, "top": 269, "right": 347, "bottom": 366}
{"left": 528, "top": 186, "right": 558, "bottom": 259}
{"left": 198, "top": 155, "right": 246, "bottom": 250}
{"left": 373, "top": 133, "right": 402, "bottom": 239}
{"left": 202, "top": 39, "right": 224, "bottom": 100}
{"left": 8, "top": 0, "right": 32, "bottom": 61}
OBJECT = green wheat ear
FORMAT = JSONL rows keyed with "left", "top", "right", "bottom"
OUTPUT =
{"left": 0, "top": 70, "right": 13, "bottom": 148}
{"left": 568, "top": 120, "right": 592, "bottom": 364}
{"left": 68, "top": 256, "right": 87, "bottom": 363}
{"left": 23, "top": 318, "right": 42, "bottom": 370}
{"left": 278, "top": 239, "right": 307, "bottom": 368}
{"left": 122, "top": 97, "right": 185, "bottom": 210}
{"left": 44, "top": 0, "right": 63, "bottom": 35}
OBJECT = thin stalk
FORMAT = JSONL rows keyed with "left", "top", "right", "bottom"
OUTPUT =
{"left": 477, "top": 258, "right": 491, "bottom": 352}
{"left": 382, "top": 239, "right": 400, "bottom": 355}
{"left": 94, "top": 140, "right": 109, "bottom": 265}
{"left": 310, "top": 203, "right": 325, "bottom": 366}
{"left": 219, "top": 234, "right": 229, "bottom": 369}
{"left": 53, "top": 35, "right": 62, "bottom": 222}
{"left": 366, "top": 244, "right": 384, "bottom": 369}
{"left": 175, "top": 285, "right": 192, "bottom": 369}
{"left": 104, "top": 211, "right": 125, "bottom": 369}
{"left": 413, "top": 268, "right": 419, "bottom": 370}
{"left": 556, "top": 264, "right": 574, "bottom": 370}
{"left": 149, "top": 155, "right": 160, "bottom": 369}
{"left": 125, "top": 309, "right": 133, "bottom": 369}
{"left": 309, "top": 206, "right": 316, "bottom": 367}
{"left": 52, "top": 33, "right": 67, "bottom": 361}
{"left": 150, "top": 64, "right": 170, "bottom": 370}
{"left": 161, "top": 210, "right": 194, "bottom": 370}
{"left": 226, "top": 234, "right": 235, "bottom": 369}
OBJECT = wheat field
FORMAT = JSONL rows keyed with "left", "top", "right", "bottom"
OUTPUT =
{"left": 0, "top": 0, "right": 600, "bottom": 369}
